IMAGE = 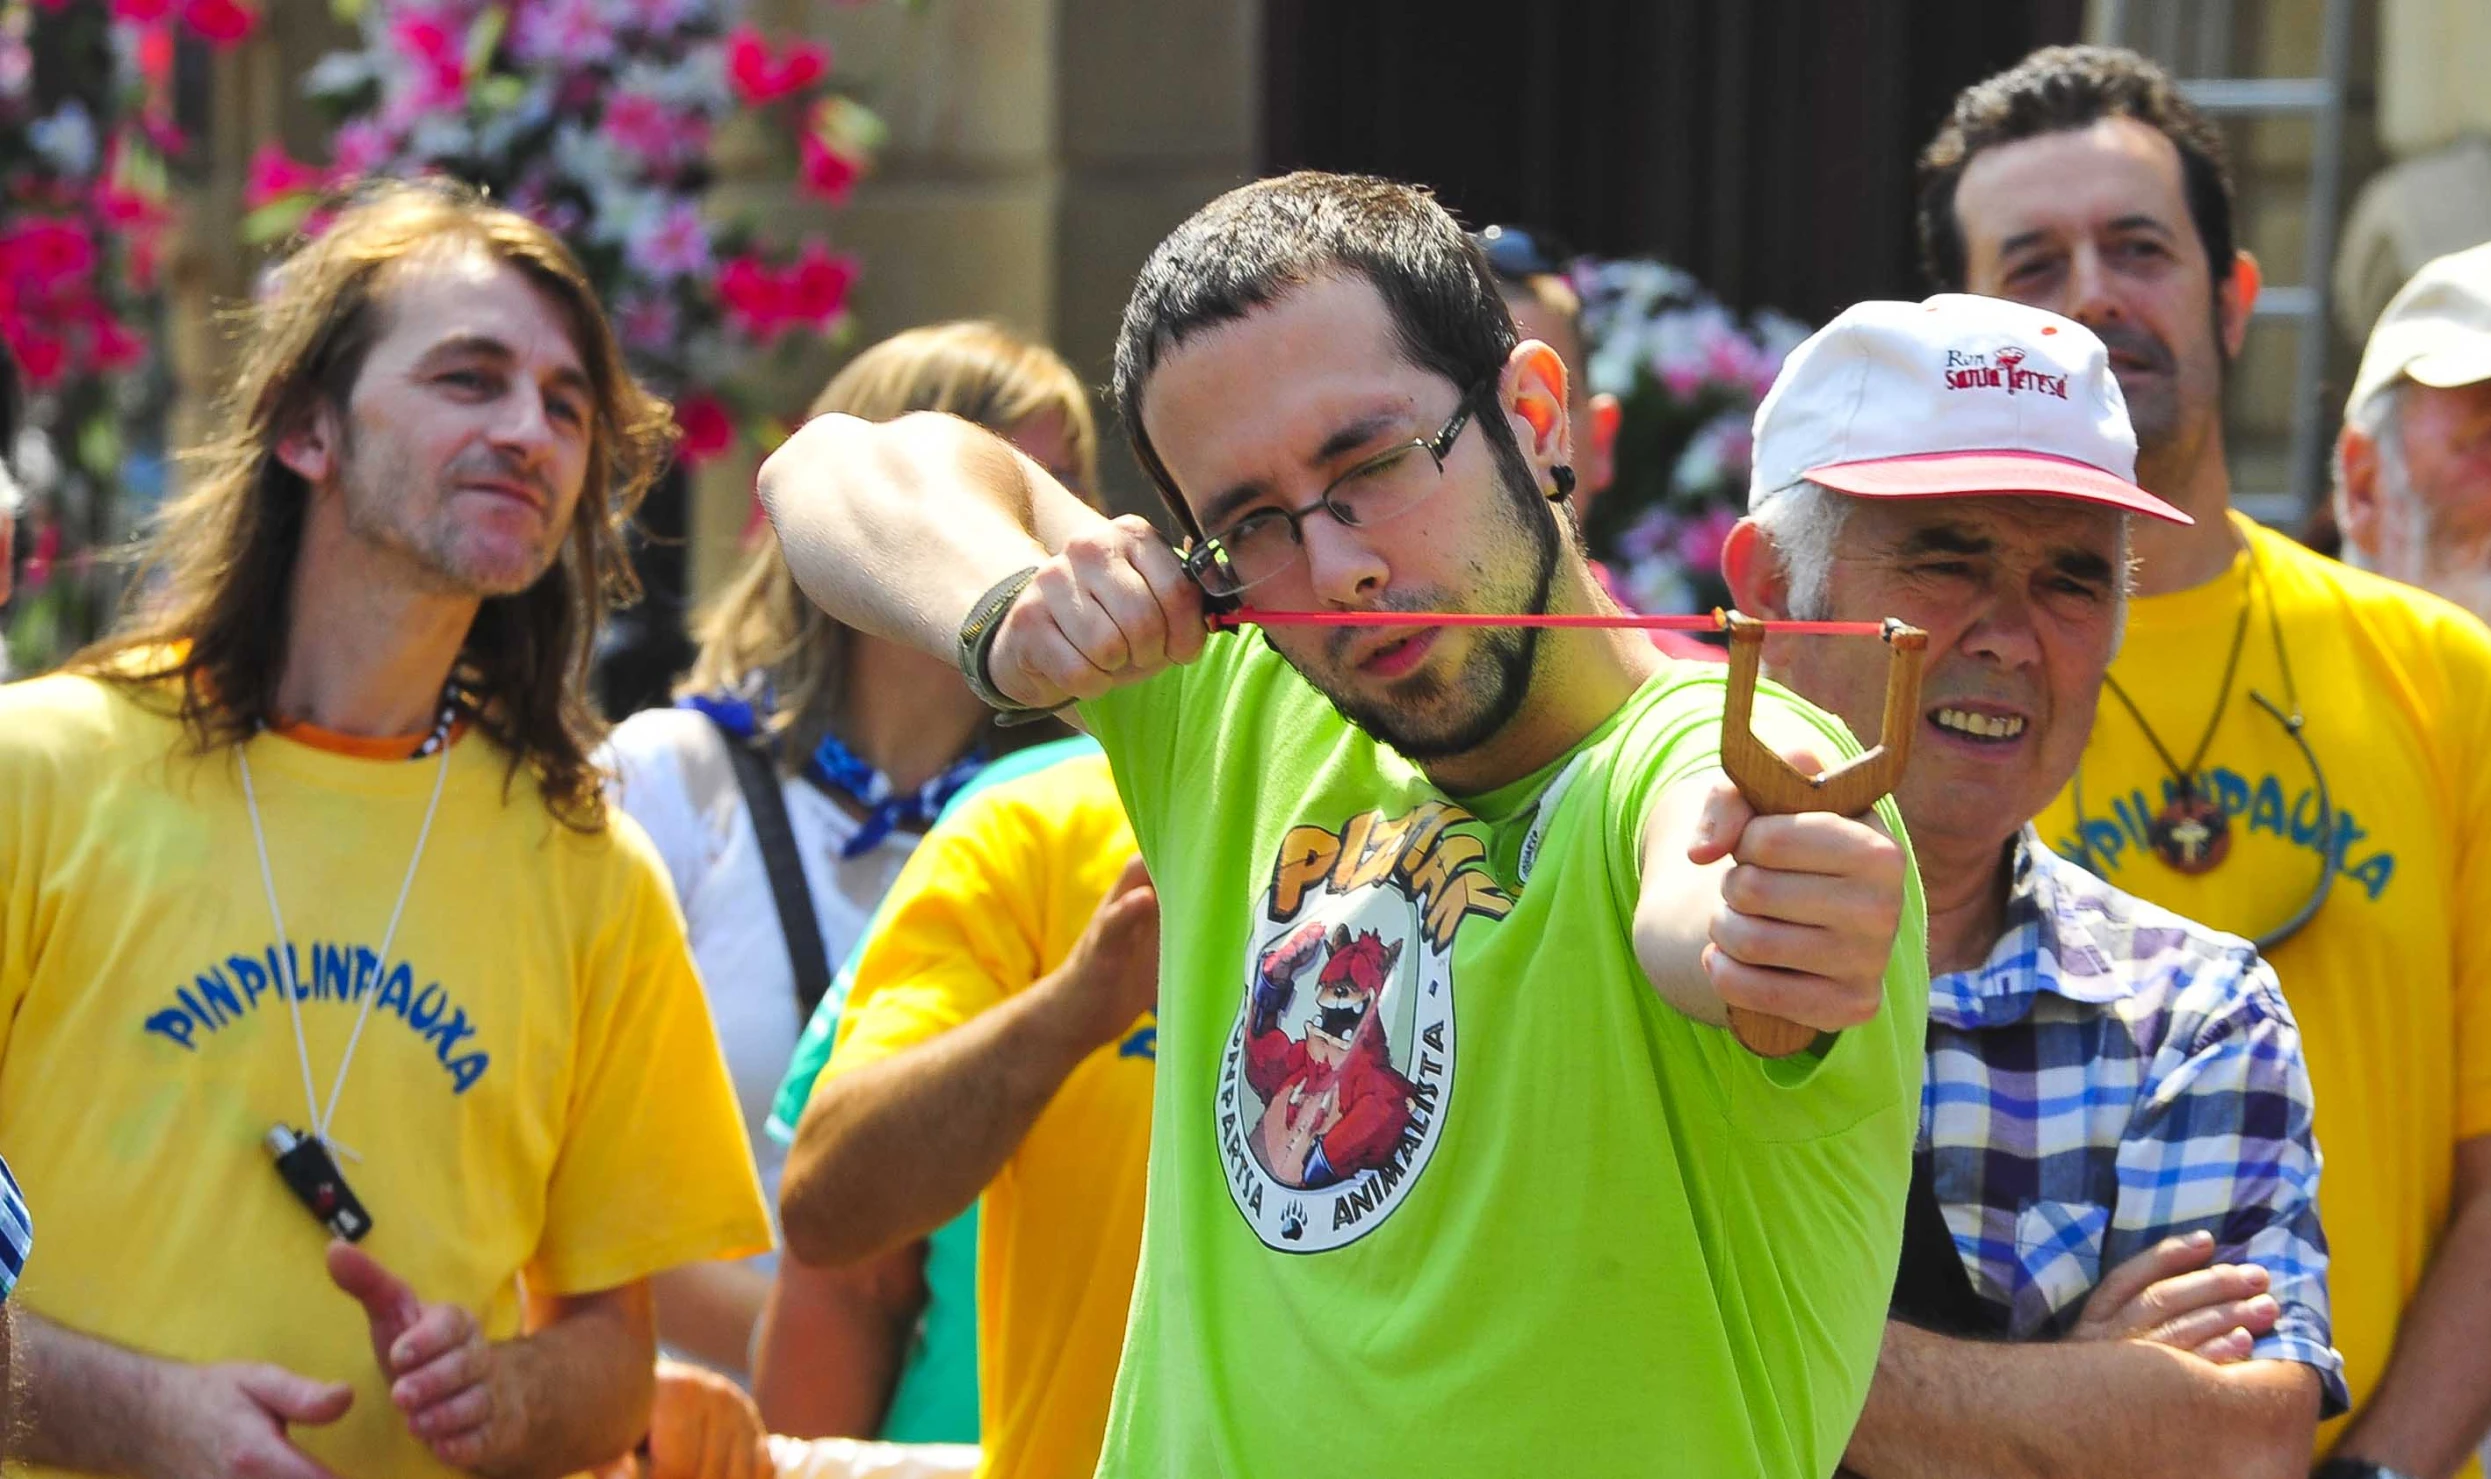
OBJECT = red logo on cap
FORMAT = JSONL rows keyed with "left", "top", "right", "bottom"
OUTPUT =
{"left": 1944, "top": 345, "right": 2069, "bottom": 399}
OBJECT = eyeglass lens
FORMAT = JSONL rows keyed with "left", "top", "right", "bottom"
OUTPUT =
{"left": 1198, "top": 441, "right": 1445, "bottom": 596}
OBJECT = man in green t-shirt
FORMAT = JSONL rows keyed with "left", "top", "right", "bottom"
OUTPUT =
{"left": 755, "top": 171, "right": 1930, "bottom": 1478}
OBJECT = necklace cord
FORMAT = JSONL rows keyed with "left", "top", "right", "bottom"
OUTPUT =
{"left": 2069, "top": 530, "right": 2332, "bottom": 950}
{"left": 239, "top": 734, "right": 455, "bottom": 1154}
{"left": 2100, "top": 575, "right": 2252, "bottom": 787}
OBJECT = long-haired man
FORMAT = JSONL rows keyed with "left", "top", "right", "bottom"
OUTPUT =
{"left": 0, "top": 177, "right": 769, "bottom": 1479}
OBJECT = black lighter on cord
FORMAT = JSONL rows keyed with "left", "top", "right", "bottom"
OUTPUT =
{"left": 265, "top": 1125, "right": 373, "bottom": 1241}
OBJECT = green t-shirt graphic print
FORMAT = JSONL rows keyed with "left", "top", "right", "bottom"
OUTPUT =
{"left": 1081, "top": 630, "right": 1928, "bottom": 1479}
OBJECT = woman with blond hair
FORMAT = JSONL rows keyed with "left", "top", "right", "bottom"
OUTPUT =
{"left": 601, "top": 322, "right": 1097, "bottom": 1401}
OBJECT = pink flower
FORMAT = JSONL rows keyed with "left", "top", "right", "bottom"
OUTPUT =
{"left": 726, "top": 27, "right": 828, "bottom": 105}
{"left": 90, "top": 310, "right": 147, "bottom": 373}
{"left": 181, "top": 0, "right": 259, "bottom": 46}
{"left": 718, "top": 254, "right": 788, "bottom": 336}
{"left": 2, "top": 324, "right": 66, "bottom": 385}
{"left": 330, "top": 120, "right": 399, "bottom": 178}
{"left": 616, "top": 294, "right": 680, "bottom": 354}
{"left": 718, "top": 246, "right": 857, "bottom": 342}
{"left": 628, "top": 201, "right": 711, "bottom": 282}
{"left": 511, "top": 0, "right": 616, "bottom": 67}
{"left": 0, "top": 218, "right": 98, "bottom": 291}
{"left": 1671, "top": 505, "right": 1741, "bottom": 575}
{"left": 244, "top": 143, "right": 326, "bottom": 209}
{"left": 108, "top": 0, "right": 174, "bottom": 20}
{"left": 784, "top": 243, "right": 855, "bottom": 324}
{"left": 603, "top": 92, "right": 705, "bottom": 170}
{"left": 389, "top": 11, "right": 468, "bottom": 106}
{"left": 95, "top": 186, "right": 156, "bottom": 229}
{"left": 674, "top": 394, "right": 734, "bottom": 464}
{"left": 797, "top": 131, "right": 860, "bottom": 202}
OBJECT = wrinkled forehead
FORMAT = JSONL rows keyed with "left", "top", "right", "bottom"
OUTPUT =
{"left": 364, "top": 245, "right": 594, "bottom": 380}
{"left": 1955, "top": 117, "right": 2193, "bottom": 253}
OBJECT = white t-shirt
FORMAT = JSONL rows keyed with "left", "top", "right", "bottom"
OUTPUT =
{"left": 600, "top": 707, "right": 920, "bottom": 1270}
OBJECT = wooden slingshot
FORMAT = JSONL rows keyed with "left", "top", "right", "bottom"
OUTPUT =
{"left": 1716, "top": 612, "right": 1929, "bottom": 1056}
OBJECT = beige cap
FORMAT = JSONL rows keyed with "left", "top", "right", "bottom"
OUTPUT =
{"left": 2346, "top": 240, "right": 2491, "bottom": 421}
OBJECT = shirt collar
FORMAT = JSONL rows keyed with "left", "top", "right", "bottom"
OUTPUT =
{"left": 1928, "top": 827, "right": 2142, "bottom": 1030}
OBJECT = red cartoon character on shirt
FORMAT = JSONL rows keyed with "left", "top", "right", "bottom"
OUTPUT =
{"left": 1245, "top": 921, "right": 1418, "bottom": 1189}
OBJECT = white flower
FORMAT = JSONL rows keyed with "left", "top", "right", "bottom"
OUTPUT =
{"left": 27, "top": 102, "right": 98, "bottom": 180}
{"left": 301, "top": 50, "right": 376, "bottom": 103}
{"left": 627, "top": 199, "right": 712, "bottom": 281}
{"left": 588, "top": 182, "right": 665, "bottom": 248}
{"left": 406, "top": 112, "right": 475, "bottom": 163}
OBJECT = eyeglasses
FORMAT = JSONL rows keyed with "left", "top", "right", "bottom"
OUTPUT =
{"left": 1474, "top": 224, "right": 1575, "bottom": 284}
{"left": 1180, "top": 383, "right": 1487, "bottom": 600}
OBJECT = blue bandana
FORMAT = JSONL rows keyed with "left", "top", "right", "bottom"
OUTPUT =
{"left": 679, "top": 691, "right": 988, "bottom": 858}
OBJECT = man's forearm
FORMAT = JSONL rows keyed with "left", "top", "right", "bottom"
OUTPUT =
{"left": 1844, "top": 1321, "right": 2318, "bottom": 1479}
{"left": 750, "top": 1249, "right": 922, "bottom": 1439}
{"left": 757, "top": 411, "right": 1095, "bottom": 666}
{"left": 2331, "top": 1139, "right": 2491, "bottom": 1476}
{"left": 780, "top": 973, "right": 1099, "bottom": 1267}
{"left": 486, "top": 1283, "right": 655, "bottom": 1479}
{"left": 12, "top": 1310, "right": 163, "bottom": 1475}
{"left": 650, "top": 1262, "right": 770, "bottom": 1378}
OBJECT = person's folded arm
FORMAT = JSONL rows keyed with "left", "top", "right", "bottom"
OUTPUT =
{"left": 1844, "top": 1322, "right": 2319, "bottom": 1479}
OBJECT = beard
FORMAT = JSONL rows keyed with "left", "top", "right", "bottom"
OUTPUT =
{"left": 336, "top": 421, "right": 565, "bottom": 600}
{"left": 1294, "top": 441, "right": 1563, "bottom": 760}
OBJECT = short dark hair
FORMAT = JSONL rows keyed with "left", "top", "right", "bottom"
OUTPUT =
{"left": 1918, "top": 45, "right": 2237, "bottom": 292}
{"left": 1111, "top": 171, "right": 1517, "bottom": 540}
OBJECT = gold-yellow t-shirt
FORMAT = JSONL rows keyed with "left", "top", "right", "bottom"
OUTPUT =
{"left": 821, "top": 751, "right": 1150, "bottom": 1479}
{"left": 2036, "top": 515, "right": 2491, "bottom": 1465}
{"left": 0, "top": 673, "right": 772, "bottom": 1479}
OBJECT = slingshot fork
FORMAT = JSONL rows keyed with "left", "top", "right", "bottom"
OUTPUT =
{"left": 1715, "top": 613, "right": 1929, "bottom": 1058}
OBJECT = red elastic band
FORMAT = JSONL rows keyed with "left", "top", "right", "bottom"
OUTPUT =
{"left": 1212, "top": 608, "right": 1891, "bottom": 637}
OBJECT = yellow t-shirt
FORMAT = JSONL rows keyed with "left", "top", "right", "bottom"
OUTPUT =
{"left": 821, "top": 752, "right": 1150, "bottom": 1479}
{"left": 0, "top": 673, "right": 772, "bottom": 1479}
{"left": 2036, "top": 515, "right": 2491, "bottom": 1464}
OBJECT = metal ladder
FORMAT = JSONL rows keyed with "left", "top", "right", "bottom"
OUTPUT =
{"left": 2096, "top": 0, "right": 2358, "bottom": 524}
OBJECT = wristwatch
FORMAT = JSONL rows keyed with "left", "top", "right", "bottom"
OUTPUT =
{"left": 2312, "top": 1459, "right": 2422, "bottom": 1479}
{"left": 955, "top": 565, "right": 1066, "bottom": 720}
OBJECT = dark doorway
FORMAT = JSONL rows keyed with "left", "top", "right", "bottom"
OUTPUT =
{"left": 1262, "top": 0, "right": 2087, "bottom": 322}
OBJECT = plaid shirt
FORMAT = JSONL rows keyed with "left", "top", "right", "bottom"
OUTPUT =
{"left": 1925, "top": 829, "right": 2347, "bottom": 1414}
{"left": 0, "top": 1154, "right": 26, "bottom": 1300}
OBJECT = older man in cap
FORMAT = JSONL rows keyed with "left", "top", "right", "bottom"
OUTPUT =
{"left": 1720, "top": 294, "right": 2345, "bottom": 1479}
{"left": 2336, "top": 242, "right": 2491, "bottom": 624}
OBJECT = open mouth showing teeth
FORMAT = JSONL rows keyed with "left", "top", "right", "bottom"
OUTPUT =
{"left": 1318, "top": 1001, "right": 1370, "bottom": 1039}
{"left": 1931, "top": 707, "right": 2026, "bottom": 741}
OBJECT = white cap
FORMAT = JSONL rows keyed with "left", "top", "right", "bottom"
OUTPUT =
{"left": 2346, "top": 241, "right": 2491, "bottom": 422}
{"left": 1750, "top": 294, "right": 2188, "bottom": 524}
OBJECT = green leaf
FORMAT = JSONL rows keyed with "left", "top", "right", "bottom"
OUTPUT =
{"left": 329, "top": 0, "right": 364, "bottom": 20}
{"left": 76, "top": 415, "right": 122, "bottom": 482}
{"left": 467, "top": 7, "right": 509, "bottom": 77}
{"left": 241, "top": 197, "right": 317, "bottom": 245}
{"left": 474, "top": 75, "right": 526, "bottom": 112}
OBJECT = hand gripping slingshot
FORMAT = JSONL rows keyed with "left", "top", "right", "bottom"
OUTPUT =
{"left": 1211, "top": 606, "right": 1931, "bottom": 1057}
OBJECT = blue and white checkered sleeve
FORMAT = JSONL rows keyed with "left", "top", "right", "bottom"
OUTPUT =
{"left": 2114, "top": 951, "right": 2348, "bottom": 1417}
{"left": 0, "top": 1154, "right": 28, "bottom": 1300}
